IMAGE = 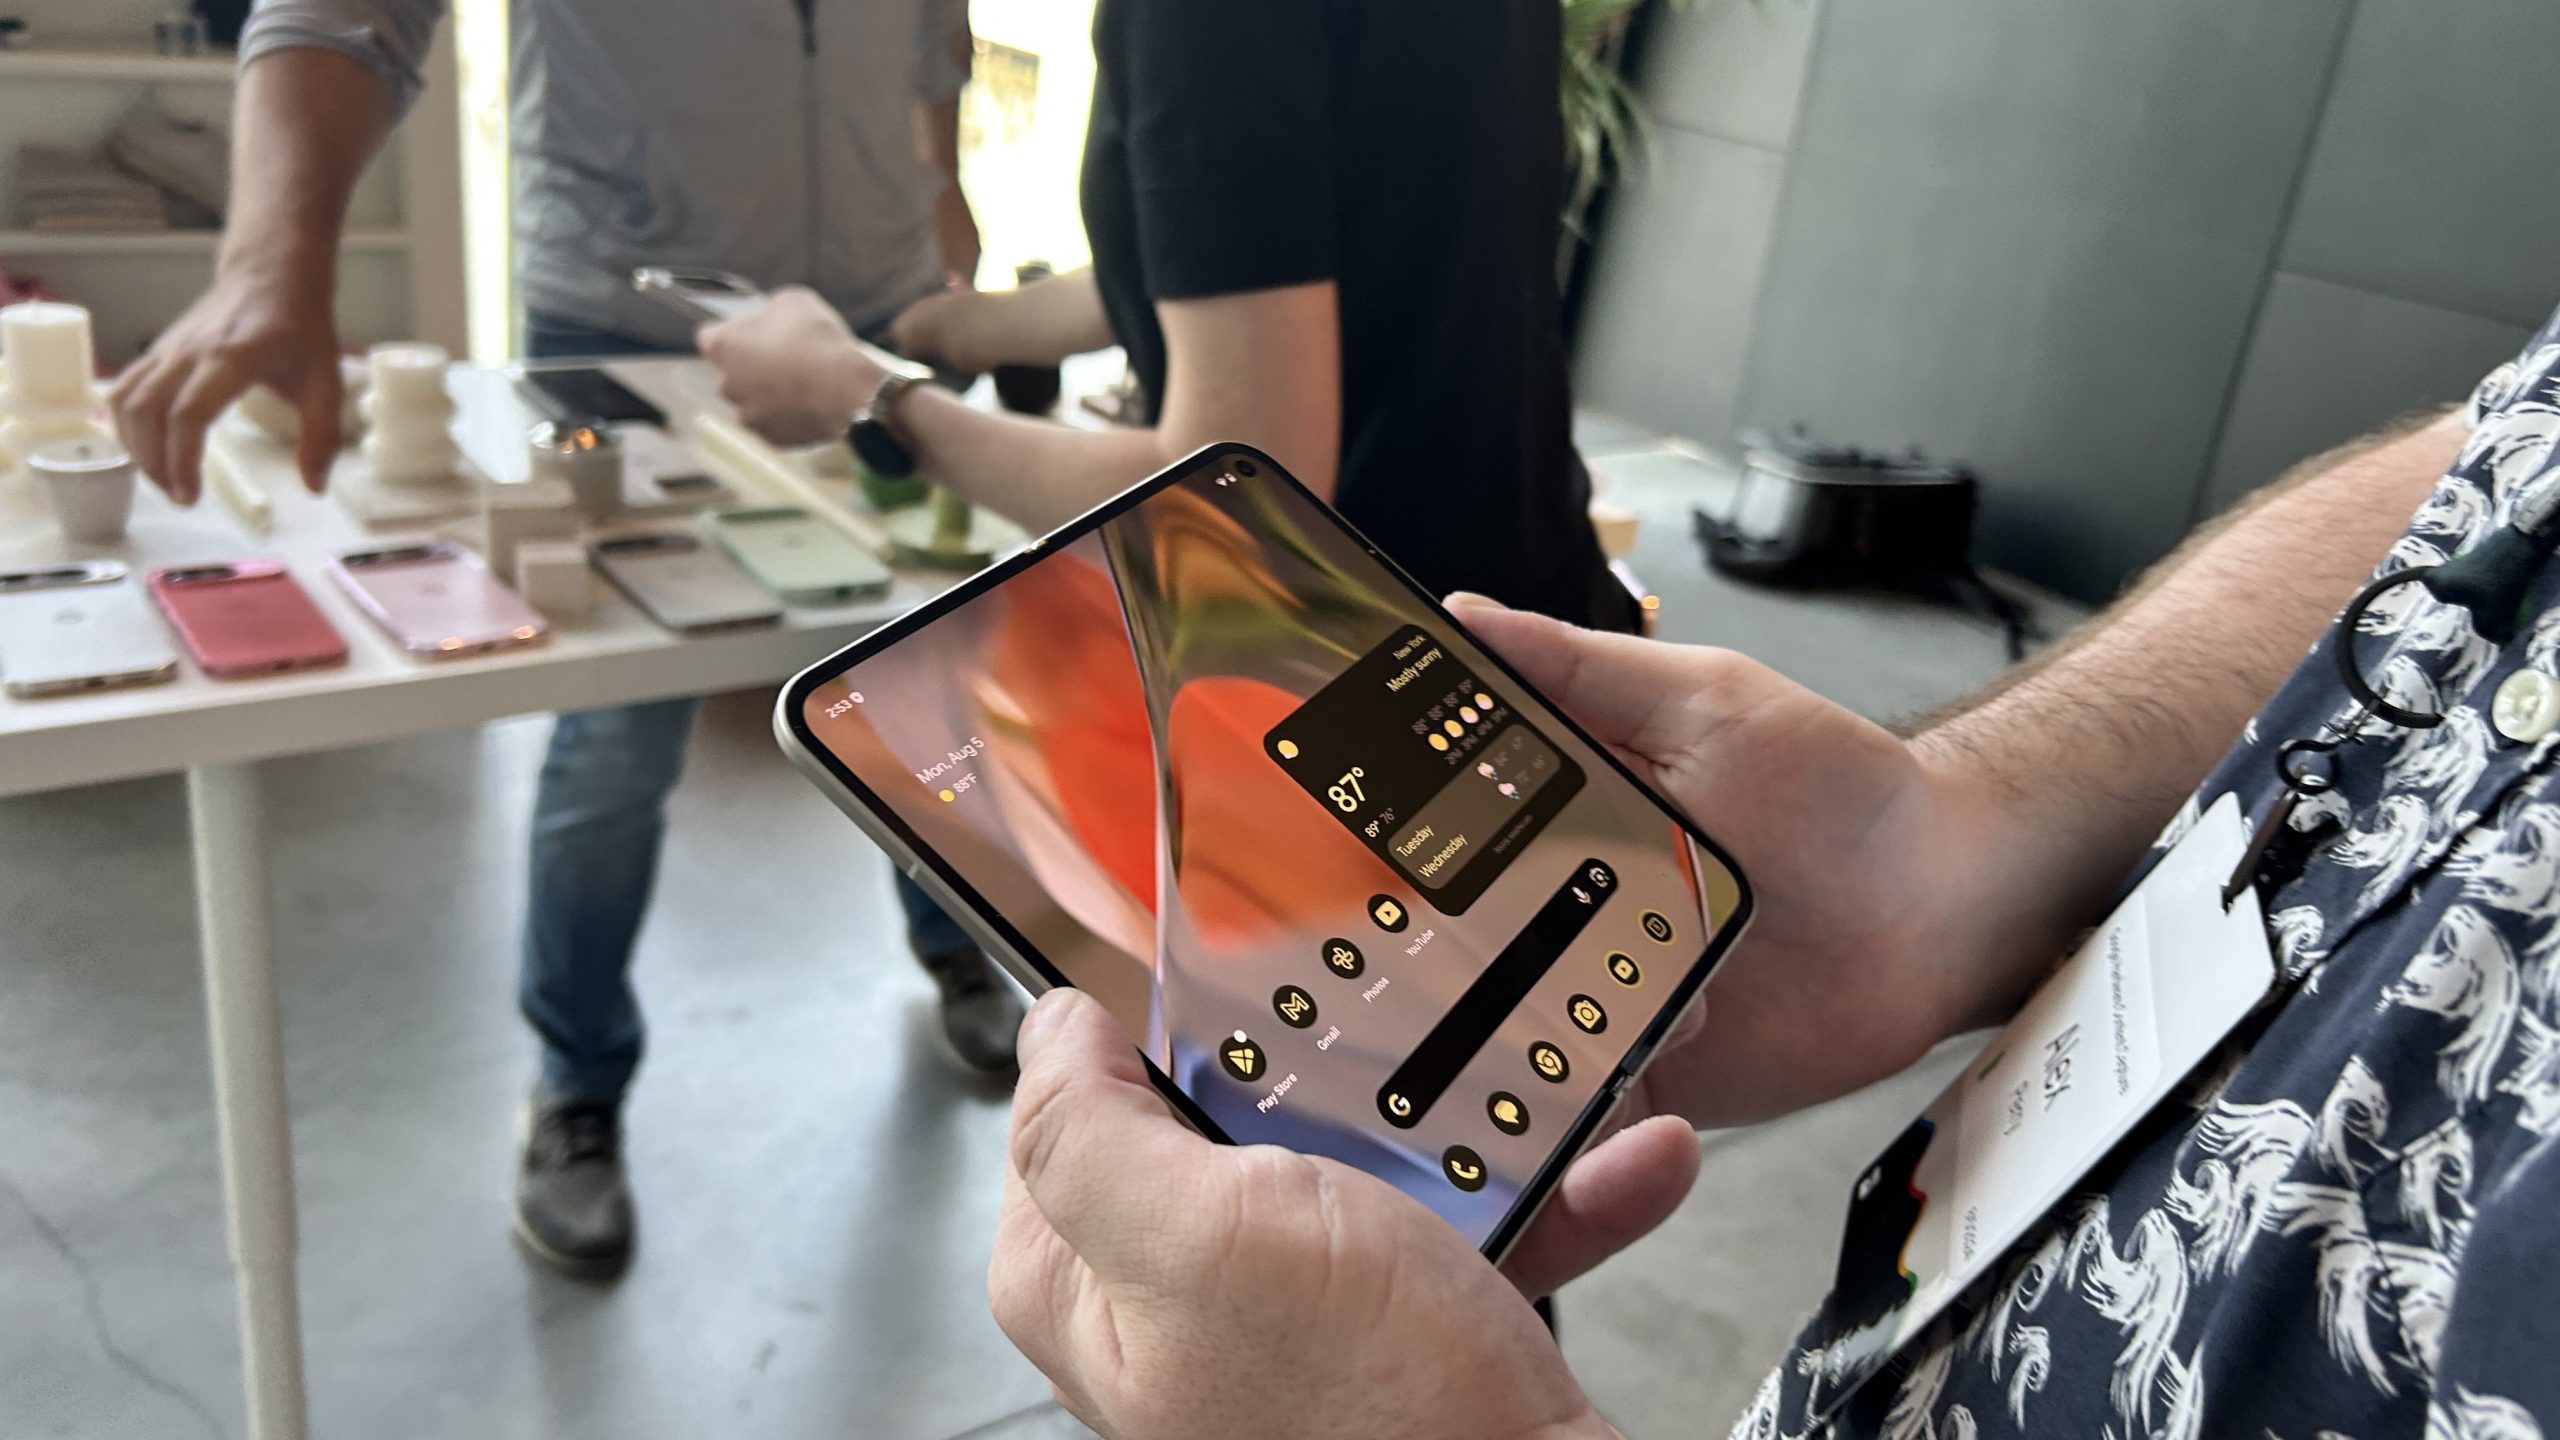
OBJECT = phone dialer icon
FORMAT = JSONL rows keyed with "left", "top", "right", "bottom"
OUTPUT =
{"left": 1441, "top": 1145, "right": 1488, "bottom": 1192}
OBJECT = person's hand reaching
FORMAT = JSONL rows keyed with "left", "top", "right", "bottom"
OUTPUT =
{"left": 1447, "top": 593, "right": 2002, "bottom": 1132}
{"left": 994, "top": 988, "right": 1687, "bottom": 1440}
{"left": 698, "top": 286, "right": 883, "bottom": 448}
{"left": 108, "top": 257, "right": 343, "bottom": 504}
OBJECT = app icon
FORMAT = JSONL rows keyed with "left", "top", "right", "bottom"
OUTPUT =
{"left": 1528, "top": 1041, "right": 1570, "bottom": 1084}
{"left": 1322, "top": 937, "right": 1366, "bottom": 979}
{"left": 1585, "top": 860, "right": 1617, "bottom": 892}
{"left": 1381, "top": 1090, "right": 1417, "bottom": 1126}
{"left": 1369, "top": 895, "right": 1409, "bottom": 933}
{"left": 1487, "top": 1091, "right": 1530, "bottom": 1136}
{"left": 1568, "top": 994, "right": 1608, "bottom": 1035}
{"left": 1273, "top": 984, "right": 1318, "bottom": 1029}
{"left": 1442, "top": 1145, "right": 1488, "bottom": 1192}
{"left": 1640, "top": 909, "right": 1677, "bottom": 945}
{"left": 1219, "top": 1030, "right": 1267, "bottom": 1083}
{"left": 1606, "top": 952, "right": 1642, "bottom": 988}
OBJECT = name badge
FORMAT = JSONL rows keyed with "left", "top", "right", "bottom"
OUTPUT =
{"left": 1804, "top": 793, "right": 2274, "bottom": 1420}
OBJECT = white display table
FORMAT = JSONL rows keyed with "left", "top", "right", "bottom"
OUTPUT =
{"left": 0, "top": 357, "right": 985, "bottom": 1440}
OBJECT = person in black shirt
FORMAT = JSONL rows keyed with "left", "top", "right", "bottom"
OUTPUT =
{"left": 699, "top": 0, "right": 1634, "bottom": 634}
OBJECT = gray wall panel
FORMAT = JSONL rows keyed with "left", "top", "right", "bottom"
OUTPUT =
{"left": 2199, "top": 272, "right": 2529, "bottom": 519}
{"left": 1637, "top": 0, "right": 1823, "bottom": 152}
{"left": 2282, "top": 0, "right": 2560, "bottom": 329}
{"left": 1575, "top": 129, "right": 1788, "bottom": 453}
{"left": 1733, "top": 0, "right": 2351, "bottom": 600}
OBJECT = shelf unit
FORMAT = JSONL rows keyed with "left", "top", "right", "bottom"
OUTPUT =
{"left": 0, "top": 7, "right": 465, "bottom": 367}
{"left": 0, "top": 226, "right": 411, "bottom": 256}
{"left": 0, "top": 40, "right": 239, "bottom": 84}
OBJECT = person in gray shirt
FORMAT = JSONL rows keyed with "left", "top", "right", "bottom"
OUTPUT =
{"left": 106, "top": 0, "right": 1020, "bottom": 1283}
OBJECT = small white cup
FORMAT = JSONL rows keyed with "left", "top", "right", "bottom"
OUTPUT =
{"left": 29, "top": 437, "right": 137, "bottom": 544}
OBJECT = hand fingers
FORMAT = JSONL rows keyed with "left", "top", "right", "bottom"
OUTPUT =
{"left": 164, "top": 357, "right": 252, "bottom": 511}
{"left": 1498, "top": 1115, "right": 1701, "bottom": 1300}
{"left": 292, "top": 360, "right": 344, "bottom": 494}
{"left": 111, "top": 353, "right": 187, "bottom": 505}
{"left": 1446, "top": 592, "right": 1736, "bottom": 761}
{"left": 1007, "top": 989, "right": 1212, "bottom": 1285}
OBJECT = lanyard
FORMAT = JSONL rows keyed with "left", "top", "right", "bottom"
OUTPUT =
{"left": 2224, "top": 483, "right": 2560, "bottom": 910}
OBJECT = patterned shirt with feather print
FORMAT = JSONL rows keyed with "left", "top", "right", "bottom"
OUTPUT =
{"left": 1743, "top": 310, "right": 2560, "bottom": 1440}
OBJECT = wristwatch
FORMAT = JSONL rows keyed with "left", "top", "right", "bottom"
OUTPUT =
{"left": 847, "top": 356, "right": 935, "bottom": 479}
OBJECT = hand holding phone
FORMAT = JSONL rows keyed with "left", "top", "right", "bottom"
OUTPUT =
{"left": 990, "top": 984, "right": 1632, "bottom": 1440}
{"left": 779, "top": 446, "right": 1753, "bottom": 1258}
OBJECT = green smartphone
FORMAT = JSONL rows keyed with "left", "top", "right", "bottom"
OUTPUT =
{"left": 703, "top": 506, "right": 894, "bottom": 606}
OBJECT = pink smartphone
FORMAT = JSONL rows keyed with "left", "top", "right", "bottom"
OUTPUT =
{"left": 328, "top": 540, "right": 549, "bottom": 659}
{"left": 147, "top": 559, "right": 350, "bottom": 679}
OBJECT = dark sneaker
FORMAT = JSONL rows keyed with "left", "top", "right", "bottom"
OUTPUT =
{"left": 512, "top": 1091, "right": 634, "bottom": 1280}
{"left": 919, "top": 944, "right": 1026, "bottom": 1076}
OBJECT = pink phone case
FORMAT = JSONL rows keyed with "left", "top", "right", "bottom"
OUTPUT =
{"left": 328, "top": 541, "right": 550, "bottom": 658}
{"left": 147, "top": 559, "right": 350, "bottom": 679}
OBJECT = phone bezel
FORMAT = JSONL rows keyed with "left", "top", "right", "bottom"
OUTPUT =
{"left": 775, "top": 442, "right": 1755, "bottom": 1259}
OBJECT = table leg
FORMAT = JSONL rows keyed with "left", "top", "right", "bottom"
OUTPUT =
{"left": 187, "top": 763, "right": 310, "bottom": 1440}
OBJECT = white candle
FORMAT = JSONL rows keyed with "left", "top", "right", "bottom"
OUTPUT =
{"left": 366, "top": 342, "right": 453, "bottom": 415}
{"left": 360, "top": 342, "right": 459, "bottom": 487}
{"left": 1, "top": 302, "right": 97, "bottom": 409}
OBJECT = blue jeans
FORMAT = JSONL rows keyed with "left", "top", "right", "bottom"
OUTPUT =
{"left": 518, "top": 312, "right": 970, "bottom": 1104}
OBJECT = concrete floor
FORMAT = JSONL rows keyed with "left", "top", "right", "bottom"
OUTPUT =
{"left": 0, "top": 434, "right": 2079, "bottom": 1439}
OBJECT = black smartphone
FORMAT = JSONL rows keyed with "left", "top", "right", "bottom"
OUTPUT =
{"left": 775, "top": 445, "right": 1753, "bottom": 1258}
{"left": 517, "top": 367, "right": 666, "bottom": 427}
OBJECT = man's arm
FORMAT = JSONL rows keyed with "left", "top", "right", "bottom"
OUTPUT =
{"left": 915, "top": 0, "right": 980, "bottom": 284}
{"left": 889, "top": 267, "right": 1119, "bottom": 373}
{"left": 109, "top": 0, "right": 441, "bottom": 501}
{"left": 1445, "top": 410, "right": 2467, "bottom": 1129}
{"left": 902, "top": 282, "right": 1342, "bottom": 528}
{"left": 1913, "top": 410, "right": 2462, "bottom": 1026}
{"left": 701, "top": 279, "right": 1341, "bottom": 533}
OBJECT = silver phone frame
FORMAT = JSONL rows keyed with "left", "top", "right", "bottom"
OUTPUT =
{"left": 0, "top": 561, "right": 181, "bottom": 697}
{"left": 589, "top": 531, "right": 785, "bottom": 635}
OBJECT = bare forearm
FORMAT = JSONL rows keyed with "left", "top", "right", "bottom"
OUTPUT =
{"left": 926, "top": 269, "right": 1118, "bottom": 372}
{"left": 1918, "top": 410, "right": 2463, "bottom": 1024}
{"left": 220, "top": 48, "right": 398, "bottom": 290}
{"left": 901, "top": 388, "right": 1180, "bottom": 533}
{"left": 919, "top": 92, "right": 963, "bottom": 186}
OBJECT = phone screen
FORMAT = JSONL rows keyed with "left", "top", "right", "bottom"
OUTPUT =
{"left": 785, "top": 450, "right": 1749, "bottom": 1249}
{"left": 519, "top": 368, "right": 667, "bottom": 427}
